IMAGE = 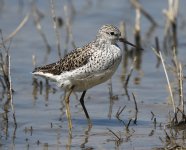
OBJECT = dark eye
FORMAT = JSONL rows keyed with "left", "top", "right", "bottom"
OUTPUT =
{"left": 110, "top": 32, "right": 115, "bottom": 35}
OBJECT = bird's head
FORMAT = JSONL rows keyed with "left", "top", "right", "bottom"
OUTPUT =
{"left": 97, "top": 24, "right": 121, "bottom": 44}
{"left": 97, "top": 24, "right": 138, "bottom": 48}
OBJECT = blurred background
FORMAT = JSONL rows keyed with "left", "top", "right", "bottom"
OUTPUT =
{"left": 0, "top": 0, "right": 186, "bottom": 149}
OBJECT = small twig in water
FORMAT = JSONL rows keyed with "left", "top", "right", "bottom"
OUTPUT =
{"left": 107, "top": 128, "right": 123, "bottom": 143}
{"left": 154, "top": 37, "right": 161, "bottom": 68}
{"left": 126, "top": 119, "right": 132, "bottom": 131}
{"left": 163, "top": 126, "right": 171, "bottom": 142}
{"left": 153, "top": 118, "right": 157, "bottom": 128}
{"left": 8, "top": 55, "right": 17, "bottom": 126}
{"left": 116, "top": 105, "right": 126, "bottom": 119}
{"left": 151, "top": 111, "right": 155, "bottom": 120}
{"left": 124, "top": 57, "right": 136, "bottom": 88}
{"left": 132, "top": 92, "right": 138, "bottom": 124}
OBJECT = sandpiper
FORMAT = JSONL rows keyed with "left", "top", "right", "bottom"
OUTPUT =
{"left": 32, "top": 24, "right": 136, "bottom": 135}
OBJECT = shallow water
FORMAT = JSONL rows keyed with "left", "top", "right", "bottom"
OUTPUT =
{"left": 0, "top": 0, "right": 186, "bottom": 149}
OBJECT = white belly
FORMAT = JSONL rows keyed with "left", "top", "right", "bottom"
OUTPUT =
{"left": 72, "top": 58, "right": 121, "bottom": 91}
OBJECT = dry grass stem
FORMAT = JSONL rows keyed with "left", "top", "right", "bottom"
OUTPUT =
{"left": 163, "top": 0, "right": 179, "bottom": 25}
{"left": 0, "top": 30, "right": 11, "bottom": 96}
{"left": 159, "top": 51, "right": 176, "bottom": 115}
{"left": 151, "top": 111, "right": 155, "bottom": 120}
{"left": 124, "top": 57, "right": 136, "bottom": 88}
{"left": 32, "top": 55, "right": 36, "bottom": 69}
{"left": 130, "top": 0, "right": 157, "bottom": 26}
{"left": 32, "top": 4, "right": 51, "bottom": 57}
{"left": 108, "top": 80, "right": 114, "bottom": 119}
{"left": 126, "top": 119, "right": 132, "bottom": 131}
{"left": 151, "top": 47, "right": 160, "bottom": 58}
{"left": 153, "top": 118, "right": 157, "bottom": 128}
{"left": 135, "top": 8, "right": 141, "bottom": 33}
{"left": 0, "top": 30, "right": 17, "bottom": 126}
{"left": 132, "top": 92, "right": 138, "bottom": 124}
{"left": 178, "top": 63, "right": 185, "bottom": 119}
{"left": 153, "top": 46, "right": 186, "bottom": 123}
{"left": 50, "top": 0, "right": 61, "bottom": 58}
{"left": 64, "top": 4, "right": 76, "bottom": 55}
{"left": 177, "top": 108, "right": 186, "bottom": 121}
{"left": 134, "top": 7, "right": 142, "bottom": 50}
{"left": 107, "top": 128, "right": 123, "bottom": 144}
{"left": 155, "top": 37, "right": 161, "bottom": 68}
{"left": 119, "top": 21, "right": 128, "bottom": 52}
{"left": 116, "top": 106, "right": 126, "bottom": 119}
{"left": 124, "top": 66, "right": 133, "bottom": 88}
{"left": 8, "top": 55, "right": 12, "bottom": 100}
{"left": 171, "top": 48, "right": 185, "bottom": 122}
{"left": 8, "top": 55, "right": 17, "bottom": 126}
{"left": 163, "top": 0, "right": 179, "bottom": 49}
{"left": 0, "top": 14, "right": 30, "bottom": 47}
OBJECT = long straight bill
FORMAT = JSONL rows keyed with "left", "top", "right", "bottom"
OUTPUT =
{"left": 119, "top": 38, "right": 143, "bottom": 50}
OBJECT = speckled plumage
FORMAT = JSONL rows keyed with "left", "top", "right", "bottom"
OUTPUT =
{"left": 33, "top": 42, "right": 94, "bottom": 75}
{"left": 33, "top": 24, "right": 122, "bottom": 91}
{"left": 32, "top": 24, "right": 126, "bottom": 134}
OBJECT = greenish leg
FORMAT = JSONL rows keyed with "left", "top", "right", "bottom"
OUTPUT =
{"left": 64, "top": 89, "right": 73, "bottom": 136}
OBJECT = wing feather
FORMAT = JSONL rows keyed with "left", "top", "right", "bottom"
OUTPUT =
{"left": 33, "top": 42, "right": 94, "bottom": 75}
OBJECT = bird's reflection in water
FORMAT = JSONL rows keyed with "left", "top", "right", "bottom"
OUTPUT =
{"left": 80, "top": 125, "right": 92, "bottom": 149}
{"left": 66, "top": 132, "right": 72, "bottom": 150}
{"left": 64, "top": 124, "right": 92, "bottom": 150}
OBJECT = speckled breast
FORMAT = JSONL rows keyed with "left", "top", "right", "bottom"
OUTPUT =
{"left": 73, "top": 45, "right": 122, "bottom": 92}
